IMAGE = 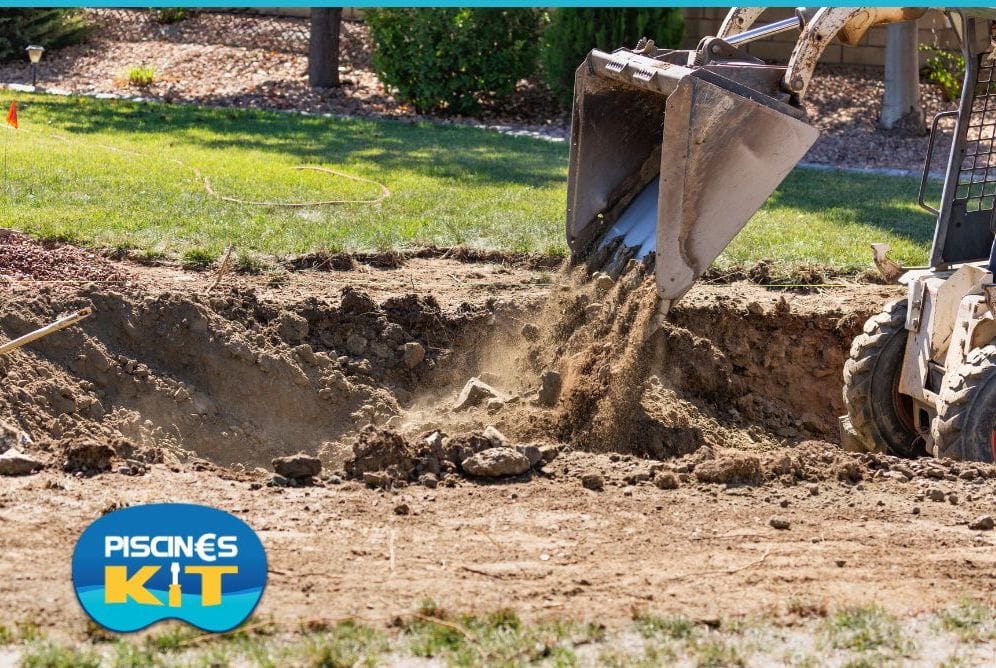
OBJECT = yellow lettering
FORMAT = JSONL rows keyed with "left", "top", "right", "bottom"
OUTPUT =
{"left": 185, "top": 565, "right": 238, "bottom": 606}
{"left": 104, "top": 565, "right": 162, "bottom": 605}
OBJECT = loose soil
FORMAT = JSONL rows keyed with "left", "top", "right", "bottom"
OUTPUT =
{"left": 1, "top": 235, "right": 994, "bottom": 642}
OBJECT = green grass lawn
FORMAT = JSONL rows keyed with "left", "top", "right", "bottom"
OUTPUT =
{"left": 1, "top": 92, "right": 938, "bottom": 272}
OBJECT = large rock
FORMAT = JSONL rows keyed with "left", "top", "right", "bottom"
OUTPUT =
{"left": 454, "top": 378, "right": 498, "bottom": 411}
{"left": 461, "top": 448, "right": 531, "bottom": 477}
{"left": 272, "top": 453, "right": 322, "bottom": 480}
{"left": 0, "top": 449, "right": 43, "bottom": 476}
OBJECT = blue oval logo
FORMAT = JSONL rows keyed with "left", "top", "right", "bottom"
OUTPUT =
{"left": 72, "top": 503, "right": 267, "bottom": 632}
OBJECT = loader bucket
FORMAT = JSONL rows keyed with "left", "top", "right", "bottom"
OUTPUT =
{"left": 567, "top": 48, "right": 820, "bottom": 302}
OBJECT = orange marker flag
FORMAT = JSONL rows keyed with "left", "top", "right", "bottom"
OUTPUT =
{"left": 5, "top": 101, "right": 16, "bottom": 129}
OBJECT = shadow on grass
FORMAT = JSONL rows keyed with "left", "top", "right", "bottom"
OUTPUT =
{"left": 20, "top": 94, "right": 568, "bottom": 190}
{"left": 767, "top": 167, "right": 937, "bottom": 247}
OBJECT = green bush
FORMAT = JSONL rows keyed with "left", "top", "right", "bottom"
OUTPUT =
{"left": 365, "top": 8, "right": 542, "bottom": 115}
{"left": 921, "top": 44, "right": 964, "bottom": 101}
{"left": 540, "top": 8, "right": 684, "bottom": 106}
{"left": 0, "top": 9, "right": 88, "bottom": 64}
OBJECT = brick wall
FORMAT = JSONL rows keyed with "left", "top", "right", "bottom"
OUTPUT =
{"left": 681, "top": 8, "right": 961, "bottom": 68}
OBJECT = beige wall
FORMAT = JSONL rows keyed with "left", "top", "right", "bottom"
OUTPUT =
{"left": 681, "top": 8, "right": 960, "bottom": 68}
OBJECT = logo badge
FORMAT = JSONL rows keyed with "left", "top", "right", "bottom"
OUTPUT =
{"left": 72, "top": 503, "right": 267, "bottom": 632}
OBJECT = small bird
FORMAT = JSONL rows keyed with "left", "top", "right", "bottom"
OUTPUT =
{"left": 871, "top": 243, "right": 903, "bottom": 283}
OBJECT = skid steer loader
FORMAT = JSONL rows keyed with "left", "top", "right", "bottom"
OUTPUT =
{"left": 566, "top": 7, "right": 996, "bottom": 463}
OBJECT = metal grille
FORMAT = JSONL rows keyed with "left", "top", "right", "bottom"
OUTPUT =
{"left": 957, "top": 51, "right": 996, "bottom": 212}
{"left": 85, "top": 8, "right": 310, "bottom": 55}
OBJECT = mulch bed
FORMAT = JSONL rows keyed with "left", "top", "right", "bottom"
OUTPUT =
{"left": 0, "top": 229, "right": 128, "bottom": 283}
{"left": 0, "top": 9, "right": 956, "bottom": 171}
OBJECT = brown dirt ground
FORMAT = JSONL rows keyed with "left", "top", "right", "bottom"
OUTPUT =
{"left": 1, "top": 246, "right": 995, "bottom": 638}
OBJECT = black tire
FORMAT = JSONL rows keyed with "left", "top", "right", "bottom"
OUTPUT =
{"left": 842, "top": 300, "right": 921, "bottom": 457}
{"left": 931, "top": 345, "right": 996, "bottom": 463}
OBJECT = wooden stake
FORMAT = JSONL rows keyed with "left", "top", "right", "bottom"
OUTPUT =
{"left": 0, "top": 308, "right": 92, "bottom": 356}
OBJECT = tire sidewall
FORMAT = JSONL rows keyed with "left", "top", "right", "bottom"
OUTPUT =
{"left": 868, "top": 321, "right": 919, "bottom": 457}
{"left": 954, "top": 371, "right": 996, "bottom": 463}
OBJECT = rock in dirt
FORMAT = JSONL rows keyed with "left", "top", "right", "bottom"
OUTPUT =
{"left": 400, "top": 342, "right": 426, "bottom": 369}
{"left": 64, "top": 441, "right": 115, "bottom": 472}
{"left": 346, "top": 429, "right": 416, "bottom": 481}
{"left": 521, "top": 323, "right": 540, "bottom": 342}
{"left": 770, "top": 517, "right": 791, "bottom": 530}
{"left": 518, "top": 444, "right": 542, "bottom": 467}
{"left": 454, "top": 378, "right": 498, "bottom": 411}
{"left": 581, "top": 472, "right": 604, "bottom": 491}
{"left": 486, "top": 398, "right": 505, "bottom": 414}
{"left": 539, "top": 444, "right": 561, "bottom": 464}
{"left": 363, "top": 471, "right": 392, "bottom": 488}
{"left": 394, "top": 503, "right": 411, "bottom": 516}
{"left": 346, "top": 333, "right": 368, "bottom": 356}
{"left": 592, "top": 272, "right": 614, "bottom": 297}
{"left": 483, "top": 425, "right": 509, "bottom": 448}
{"left": 0, "top": 449, "right": 43, "bottom": 476}
{"left": 462, "top": 448, "right": 531, "bottom": 477}
{"left": 654, "top": 472, "right": 680, "bottom": 490}
{"left": 695, "top": 454, "right": 762, "bottom": 485}
{"left": 0, "top": 420, "right": 21, "bottom": 454}
{"left": 272, "top": 453, "right": 322, "bottom": 480}
{"left": 927, "top": 488, "right": 946, "bottom": 502}
{"left": 536, "top": 370, "right": 562, "bottom": 407}
{"left": 969, "top": 515, "right": 995, "bottom": 531}
{"left": 276, "top": 312, "right": 309, "bottom": 342}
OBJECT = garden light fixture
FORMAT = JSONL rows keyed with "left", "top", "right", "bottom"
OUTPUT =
{"left": 26, "top": 45, "right": 44, "bottom": 86}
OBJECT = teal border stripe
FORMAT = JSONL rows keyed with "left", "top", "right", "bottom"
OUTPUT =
{"left": 0, "top": 2, "right": 991, "bottom": 7}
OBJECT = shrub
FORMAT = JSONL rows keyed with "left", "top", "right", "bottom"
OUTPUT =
{"left": 540, "top": 8, "right": 684, "bottom": 106}
{"left": 0, "top": 9, "right": 89, "bottom": 63}
{"left": 365, "top": 8, "right": 542, "bottom": 115}
{"left": 921, "top": 44, "right": 964, "bottom": 101}
{"left": 151, "top": 8, "right": 188, "bottom": 25}
{"left": 126, "top": 65, "right": 155, "bottom": 87}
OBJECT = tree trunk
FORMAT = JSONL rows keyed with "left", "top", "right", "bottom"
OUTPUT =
{"left": 879, "top": 20, "right": 925, "bottom": 134}
{"left": 309, "top": 8, "right": 342, "bottom": 88}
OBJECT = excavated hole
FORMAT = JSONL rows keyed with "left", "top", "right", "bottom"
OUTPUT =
{"left": 0, "top": 271, "right": 874, "bottom": 471}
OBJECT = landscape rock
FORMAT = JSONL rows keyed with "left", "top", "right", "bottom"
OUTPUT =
{"left": 521, "top": 323, "right": 540, "bottom": 342}
{"left": 400, "top": 342, "right": 426, "bottom": 369}
{"left": 968, "top": 515, "right": 994, "bottom": 531}
{"left": 461, "top": 448, "right": 531, "bottom": 477}
{"left": 272, "top": 453, "right": 322, "bottom": 480}
{"left": 581, "top": 472, "right": 604, "bottom": 491}
{"left": 926, "top": 488, "right": 946, "bottom": 502}
{"left": 536, "top": 369, "right": 562, "bottom": 407}
{"left": 770, "top": 517, "right": 791, "bottom": 530}
{"left": 454, "top": 378, "right": 498, "bottom": 411}
{"left": 0, "top": 449, "right": 43, "bottom": 476}
{"left": 64, "top": 441, "right": 115, "bottom": 472}
{"left": 486, "top": 398, "right": 505, "bottom": 414}
{"left": 362, "top": 471, "right": 392, "bottom": 488}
